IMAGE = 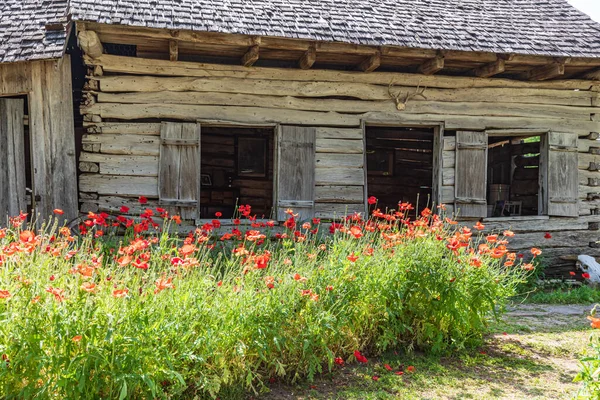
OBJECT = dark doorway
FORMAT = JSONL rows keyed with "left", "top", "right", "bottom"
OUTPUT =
{"left": 200, "top": 126, "right": 275, "bottom": 219}
{"left": 366, "top": 126, "right": 435, "bottom": 213}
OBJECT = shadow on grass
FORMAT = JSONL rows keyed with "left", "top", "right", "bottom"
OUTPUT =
{"left": 259, "top": 330, "right": 583, "bottom": 400}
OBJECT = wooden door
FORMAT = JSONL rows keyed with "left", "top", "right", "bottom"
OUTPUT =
{"left": 158, "top": 122, "right": 201, "bottom": 220}
{"left": 276, "top": 125, "right": 316, "bottom": 221}
{"left": 540, "top": 131, "right": 578, "bottom": 217}
{"left": 0, "top": 98, "right": 26, "bottom": 220}
{"left": 454, "top": 131, "right": 488, "bottom": 218}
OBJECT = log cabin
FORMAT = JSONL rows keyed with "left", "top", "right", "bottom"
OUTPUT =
{"left": 2, "top": 0, "right": 600, "bottom": 274}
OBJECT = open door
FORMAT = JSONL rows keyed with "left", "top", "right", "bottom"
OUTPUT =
{"left": 0, "top": 98, "right": 27, "bottom": 220}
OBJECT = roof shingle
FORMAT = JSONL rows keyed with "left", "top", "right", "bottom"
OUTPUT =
{"left": 2, "top": 0, "right": 600, "bottom": 64}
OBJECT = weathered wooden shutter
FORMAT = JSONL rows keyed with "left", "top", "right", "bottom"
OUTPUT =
{"left": 276, "top": 126, "right": 316, "bottom": 221}
{"left": 0, "top": 98, "right": 26, "bottom": 219}
{"left": 158, "top": 122, "right": 201, "bottom": 220}
{"left": 454, "top": 131, "right": 488, "bottom": 218}
{"left": 540, "top": 131, "right": 578, "bottom": 217}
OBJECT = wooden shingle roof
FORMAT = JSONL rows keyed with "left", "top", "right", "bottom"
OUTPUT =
{"left": 0, "top": 0, "right": 69, "bottom": 63}
{"left": 2, "top": 0, "right": 600, "bottom": 64}
{"left": 71, "top": 0, "right": 600, "bottom": 58}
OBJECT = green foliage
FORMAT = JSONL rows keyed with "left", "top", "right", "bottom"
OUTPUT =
{"left": 523, "top": 285, "right": 600, "bottom": 305}
{"left": 0, "top": 209, "right": 529, "bottom": 399}
{"left": 575, "top": 309, "right": 600, "bottom": 398}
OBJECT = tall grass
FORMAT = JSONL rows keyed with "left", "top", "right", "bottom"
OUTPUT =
{"left": 0, "top": 204, "right": 533, "bottom": 398}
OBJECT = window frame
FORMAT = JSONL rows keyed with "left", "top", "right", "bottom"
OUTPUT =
{"left": 194, "top": 120, "right": 279, "bottom": 224}
{"left": 485, "top": 129, "right": 550, "bottom": 218}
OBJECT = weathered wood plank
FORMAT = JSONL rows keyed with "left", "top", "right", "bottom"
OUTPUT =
{"left": 454, "top": 131, "right": 487, "bottom": 218}
{"left": 84, "top": 103, "right": 360, "bottom": 127}
{"left": 80, "top": 174, "right": 158, "bottom": 196}
{"left": 94, "top": 90, "right": 593, "bottom": 120}
{"left": 316, "top": 138, "right": 364, "bottom": 154}
{"left": 316, "top": 127, "right": 364, "bottom": 140}
{"left": 277, "top": 126, "right": 316, "bottom": 220}
{"left": 315, "top": 153, "right": 364, "bottom": 168}
{"left": 315, "top": 185, "right": 364, "bottom": 203}
{"left": 0, "top": 98, "right": 26, "bottom": 218}
{"left": 89, "top": 54, "right": 596, "bottom": 91}
{"left": 315, "top": 168, "right": 365, "bottom": 186}
{"left": 546, "top": 132, "right": 579, "bottom": 217}
{"left": 315, "top": 203, "right": 365, "bottom": 219}
{"left": 87, "top": 122, "right": 162, "bottom": 135}
{"left": 480, "top": 218, "right": 587, "bottom": 233}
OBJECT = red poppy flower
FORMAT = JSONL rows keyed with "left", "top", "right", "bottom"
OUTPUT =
{"left": 354, "top": 350, "right": 368, "bottom": 363}
{"left": 215, "top": 212, "right": 222, "bottom": 218}
{"left": 0, "top": 290, "right": 10, "bottom": 299}
{"left": 113, "top": 288, "right": 129, "bottom": 298}
{"left": 406, "top": 365, "right": 415, "bottom": 373}
{"left": 384, "top": 364, "right": 393, "bottom": 371}
{"left": 53, "top": 209, "right": 64, "bottom": 215}
{"left": 503, "top": 230, "right": 515, "bottom": 237}
{"left": 588, "top": 315, "right": 600, "bottom": 329}
{"left": 583, "top": 272, "right": 591, "bottom": 279}
{"left": 72, "top": 335, "right": 82, "bottom": 342}
{"left": 368, "top": 196, "right": 377, "bottom": 205}
{"left": 569, "top": 271, "right": 576, "bottom": 276}
{"left": 531, "top": 247, "right": 542, "bottom": 257}
{"left": 473, "top": 221, "right": 485, "bottom": 231}
{"left": 334, "top": 357, "right": 344, "bottom": 366}
{"left": 395, "top": 371, "right": 404, "bottom": 376}
{"left": 372, "top": 376, "right": 379, "bottom": 381}
{"left": 544, "top": 232, "right": 552, "bottom": 239}
{"left": 347, "top": 253, "right": 359, "bottom": 263}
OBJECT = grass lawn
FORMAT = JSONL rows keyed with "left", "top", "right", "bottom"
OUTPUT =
{"left": 261, "top": 303, "right": 592, "bottom": 400}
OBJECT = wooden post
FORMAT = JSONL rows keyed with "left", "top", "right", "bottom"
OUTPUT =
{"left": 169, "top": 40, "right": 178, "bottom": 62}
{"left": 357, "top": 51, "right": 381, "bottom": 73}
{"left": 420, "top": 55, "right": 444, "bottom": 75}
{"left": 473, "top": 58, "right": 505, "bottom": 78}
{"left": 299, "top": 44, "right": 316, "bottom": 70}
{"left": 242, "top": 38, "right": 261, "bottom": 67}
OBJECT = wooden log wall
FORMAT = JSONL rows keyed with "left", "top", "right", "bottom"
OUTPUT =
{"left": 78, "top": 53, "right": 600, "bottom": 272}
{"left": 0, "top": 57, "right": 78, "bottom": 222}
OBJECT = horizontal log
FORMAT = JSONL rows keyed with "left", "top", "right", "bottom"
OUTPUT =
{"left": 95, "top": 90, "right": 593, "bottom": 119}
{"left": 86, "top": 122, "right": 162, "bottom": 135}
{"left": 80, "top": 174, "right": 158, "bottom": 196}
{"left": 315, "top": 185, "right": 364, "bottom": 203}
{"left": 316, "top": 138, "right": 364, "bottom": 154}
{"left": 362, "top": 112, "right": 598, "bottom": 134}
{"left": 88, "top": 54, "right": 596, "bottom": 91}
{"left": 316, "top": 153, "right": 364, "bottom": 168}
{"left": 315, "top": 167, "right": 365, "bottom": 186}
{"left": 480, "top": 217, "right": 586, "bottom": 233}
{"left": 84, "top": 103, "right": 360, "bottom": 127}
{"left": 505, "top": 230, "right": 600, "bottom": 249}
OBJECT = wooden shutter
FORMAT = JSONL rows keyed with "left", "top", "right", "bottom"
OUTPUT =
{"left": 0, "top": 98, "right": 26, "bottom": 219}
{"left": 454, "top": 131, "right": 488, "bottom": 218}
{"left": 540, "top": 131, "right": 578, "bottom": 217}
{"left": 158, "top": 122, "right": 201, "bottom": 220}
{"left": 276, "top": 126, "right": 316, "bottom": 221}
